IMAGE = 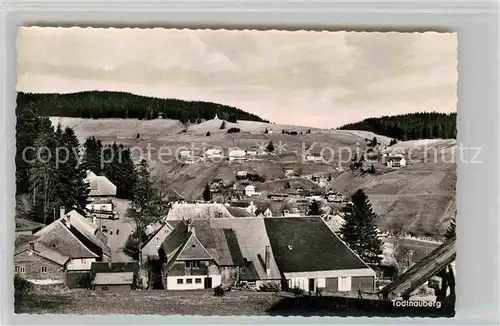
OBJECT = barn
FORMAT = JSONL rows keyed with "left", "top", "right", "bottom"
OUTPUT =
{"left": 264, "top": 216, "right": 376, "bottom": 293}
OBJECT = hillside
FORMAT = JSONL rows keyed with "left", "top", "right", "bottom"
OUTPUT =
{"left": 52, "top": 117, "right": 456, "bottom": 236}
{"left": 339, "top": 112, "right": 456, "bottom": 141}
{"left": 17, "top": 91, "right": 267, "bottom": 123}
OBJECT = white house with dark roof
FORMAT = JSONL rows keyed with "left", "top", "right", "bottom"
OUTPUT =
{"left": 147, "top": 218, "right": 281, "bottom": 290}
{"left": 85, "top": 170, "right": 117, "bottom": 218}
{"left": 264, "top": 217, "right": 376, "bottom": 293}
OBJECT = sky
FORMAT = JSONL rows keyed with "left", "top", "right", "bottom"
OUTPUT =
{"left": 16, "top": 27, "right": 457, "bottom": 128}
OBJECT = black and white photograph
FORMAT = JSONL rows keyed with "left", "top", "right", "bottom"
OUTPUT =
{"left": 14, "top": 27, "right": 457, "bottom": 317}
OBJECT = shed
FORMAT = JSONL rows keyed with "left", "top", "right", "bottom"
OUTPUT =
{"left": 93, "top": 272, "right": 135, "bottom": 292}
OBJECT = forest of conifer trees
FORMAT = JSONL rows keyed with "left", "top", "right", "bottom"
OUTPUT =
{"left": 339, "top": 112, "right": 456, "bottom": 140}
{"left": 16, "top": 91, "right": 267, "bottom": 123}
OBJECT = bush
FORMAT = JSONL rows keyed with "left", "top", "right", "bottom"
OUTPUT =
{"left": 136, "top": 133, "right": 140, "bottom": 139}
{"left": 227, "top": 127, "right": 240, "bottom": 133}
{"left": 291, "top": 286, "right": 305, "bottom": 296}
{"left": 206, "top": 131, "right": 211, "bottom": 136}
{"left": 214, "top": 285, "right": 225, "bottom": 297}
{"left": 14, "top": 275, "right": 33, "bottom": 294}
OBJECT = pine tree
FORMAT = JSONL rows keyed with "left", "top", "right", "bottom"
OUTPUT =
{"left": 307, "top": 199, "right": 322, "bottom": 216}
{"left": 56, "top": 127, "right": 90, "bottom": 215}
{"left": 203, "top": 184, "right": 211, "bottom": 202}
{"left": 266, "top": 141, "right": 275, "bottom": 152}
{"left": 340, "top": 189, "right": 383, "bottom": 266}
{"left": 220, "top": 121, "right": 226, "bottom": 130}
{"left": 206, "top": 131, "right": 211, "bottom": 136}
{"left": 445, "top": 218, "right": 456, "bottom": 240}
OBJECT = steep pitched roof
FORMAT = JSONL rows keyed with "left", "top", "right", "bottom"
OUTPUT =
{"left": 177, "top": 234, "right": 214, "bottom": 260}
{"left": 33, "top": 220, "right": 98, "bottom": 258}
{"left": 63, "top": 210, "right": 111, "bottom": 258}
{"left": 85, "top": 170, "right": 117, "bottom": 197}
{"left": 264, "top": 217, "right": 370, "bottom": 273}
{"left": 209, "top": 218, "right": 281, "bottom": 279}
{"left": 165, "top": 203, "right": 233, "bottom": 220}
{"left": 15, "top": 242, "right": 70, "bottom": 266}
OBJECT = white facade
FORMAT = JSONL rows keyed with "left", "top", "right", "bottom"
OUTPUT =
{"left": 229, "top": 150, "right": 246, "bottom": 162}
{"left": 387, "top": 157, "right": 406, "bottom": 168}
{"left": 180, "top": 150, "right": 192, "bottom": 159}
{"left": 245, "top": 202, "right": 257, "bottom": 215}
{"left": 246, "top": 150, "right": 258, "bottom": 156}
{"left": 285, "top": 268, "right": 375, "bottom": 292}
{"left": 66, "top": 258, "right": 97, "bottom": 271}
{"left": 205, "top": 149, "right": 223, "bottom": 158}
{"left": 245, "top": 185, "right": 256, "bottom": 196}
{"left": 263, "top": 208, "right": 273, "bottom": 217}
{"left": 166, "top": 275, "right": 222, "bottom": 290}
{"left": 305, "top": 155, "right": 323, "bottom": 162}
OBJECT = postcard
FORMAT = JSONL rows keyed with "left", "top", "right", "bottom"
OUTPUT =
{"left": 14, "top": 27, "right": 457, "bottom": 317}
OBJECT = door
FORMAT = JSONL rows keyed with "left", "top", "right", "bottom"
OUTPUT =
{"left": 308, "top": 278, "right": 315, "bottom": 293}
{"left": 204, "top": 277, "right": 212, "bottom": 289}
{"left": 338, "top": 276, "right": 352, "bottom": 292}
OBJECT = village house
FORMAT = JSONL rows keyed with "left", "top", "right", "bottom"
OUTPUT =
{"left": 305, "top": 155, "right": 323, "bottom": 162}
{"left": 14, "top": 208, "right": 111, "bottom": 285}
{"left": 326, "top": 191, "right": 346, "bottom": 203}
{"left": 245, "top": 147, "right": 259, "bottom": 156}
{"left": 256, "top": 207, "right": 273, "bottom": 218}
{"left": 85, "top": 170, "right": 117, "bottom": 220}
{"left": 90, "top": 262, "right": 139, "bottom": 292}
{"left": 245, "top": 184, "right": 257, "bottom": 197}
{"left": 179, "top": 150, "right": 192, "bottom": 160}
{"left": 205, "top": 148, "right": 223, "bottom": 159}
{"left": 284, "top": 169, "right": 295, "bottom": 177}
{"left": 264, "top": 217, "right": 376, "bottom": 293}
{"left": 146, "top": 218, "right": 282, "bottom": 290}
{"left": 228, "top": 149, "right": 247, "bottom": 162}
{"left": 385, "top": 154, "right": 407, "bottom": 168}
{"left": 282, "top": 208, "right": 303, "bottom": 217}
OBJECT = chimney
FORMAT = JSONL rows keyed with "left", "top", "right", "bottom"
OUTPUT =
{"left": 59, "top": 206, "right": 65, "bottom": 219}
{"left": 187, "top": 219, "right": 195, "bottom": 236}
{"left": 408, "top": 250, "right": 414, "bottom": 268}
{"left": 265, "top": 245, "right": 271, "bottom": 277}
{"left": 29, "top": 241, "right": 35, "bottom": 251}
{"left": 92, "top": 215, "right": 97, "bottom": 225}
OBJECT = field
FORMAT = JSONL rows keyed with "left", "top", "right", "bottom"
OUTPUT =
{"left": 14, "top": 287, "right": 452, "bottom": 317}
{"left": 52, "top": 117, "right": 456, "bottom": 236}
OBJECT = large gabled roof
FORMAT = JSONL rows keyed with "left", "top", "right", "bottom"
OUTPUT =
{"left": 264, "top": 216, "right": 370, "bottom": 273}
{"left": 32, "top": 220, "right": 99, "bottom": 259}
{"left": 85, "top": 170, "right": 117, "bottom": 197}
{"left": 165, "top": 203, "right": 234, "bottom": 220}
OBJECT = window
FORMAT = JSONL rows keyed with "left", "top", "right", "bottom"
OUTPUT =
{"left": 195, "top": 278, "right": 202, "bottom": 284}
{"left": 81, "top": 259, "right": 86, "bottom": 264}
{"left": 41, "top": 266, "right": 48, "bottom": 273}
{"left": 186, "top": 278, "right": 193, "bottom": 284}
{"left": 192, "top": 261, "right": 200, "bottom": 268}
{"left": 185, "top": 261, "right": 191, "bottom": 268}
{"left": 14, "top": 266, "right": 25, "bottom": 274}
{"left": 177, "top": 279, "right": 183, "bottom": 284}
